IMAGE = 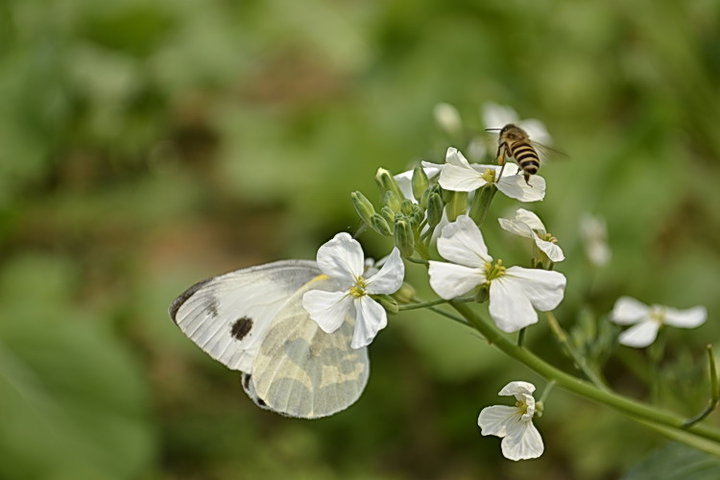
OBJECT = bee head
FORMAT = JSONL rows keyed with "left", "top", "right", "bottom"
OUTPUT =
{"left": 500, "top": 124, "right": 526, "bottom": 141}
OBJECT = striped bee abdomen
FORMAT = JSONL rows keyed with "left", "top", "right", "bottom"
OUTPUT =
{"left": 510, "top": 142, "right": 540, "bottom": 173}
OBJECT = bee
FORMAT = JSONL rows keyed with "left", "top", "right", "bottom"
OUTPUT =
{"left": 492, "top": 123, "right": 542, "bottom": 185}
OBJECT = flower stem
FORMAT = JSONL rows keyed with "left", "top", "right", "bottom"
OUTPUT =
{"left": 468, "top": 185, "right": 498, "bottom": 225}
{"left": 399, "top": 298, "right": 449, "bottom": 311}
{"left": 683, "top": 345, "right": 720, "bottom": 428}
{"left": 545, "top": 312, "right": 609, "bottom": 391}
{"left": 449, "top": 301, "right": 720, "bottom": 451}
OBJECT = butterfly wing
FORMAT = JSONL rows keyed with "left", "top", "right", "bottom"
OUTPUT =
{"left": 169, "top": 260, "right": 320, "bottom": 373}
{"left": 247, "top": 275, "right": 370, "bottom": 419}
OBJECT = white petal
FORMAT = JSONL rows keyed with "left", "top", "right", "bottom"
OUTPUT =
{"left": 445, "top": 147, "right": 472, "bottom": 166}
{"left": 478, "top": 405, "right": 518, "bottom": 437}
{"left": 611, "top": 296, "right": 649, "bottom": 325}
{"left": 514, "top": 208, "right": 546, "bottom": 232}
{"left": 366, "top": 248, "right": 405, "bottom": 295}
{"left": 498, "top": 217, "right": 534, "bottom": 239}
{"left": 394, "top": 163, "right": 442, "bottom": 201}
{"left": 316, "top": 233, "right": 365, "bottom": 285}
{"left": 428, "top": 261, "right": 485, "bottom": 300}
{"left": 482, "top": 102, "right": 518, "bottom": 129}
{"left": 436, "top": 215, "right": 492, "bottom": 267}
{"left": 498, "top": 381, "right": 536, "bottom": 397}
{"left": 302, "top": 290, "right": 353, "bottom": 333}
{"left": 501, "top": 420, "right": 544, "bottom": 461}
{"left": 439, "top": 163, "right": 487, "bottom": 192}
{"left": 618, "top": 320, "right": 660, "bottom": 348}
{"left": 496, "top": 174, "right": 546, "bottom": 202}
{"left": 488, "top": 278, "right": 539, "bottom": 332}
{"left": 351, "top": 296, "right": 387, "bottom": 349}
{"left": 504, "top": 267, "right": 566, "bottom": 312}
{"left": 662, "top": 305, "right": 707, "bottom": 328}
{"left": 532, "top": 233, "right": 566, "bottom": 262}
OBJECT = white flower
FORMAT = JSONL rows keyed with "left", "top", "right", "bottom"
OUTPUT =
{"left": 433, "top": 102, "right": 463, "bottom": 136}
{"left": 438, "top": 147, "right": 546, "bottom": 202}
{"left": 610, "top": 296, "right": 707, "bottom": 348}
{"left": 302, "top": 233, "right": 405, "bottom": 349}
{"left": 478, "top": 381, "right": 544, "bottom": 461}
{"left": 499, "top": 208, "right": 565, "bottom": 262}
{"left": 580, "top": 214, "right": 611, "bottom": 267}
{"left": 482, "top": 102, "right": 552, "bottom": 148}
{"left": 428, "top": 215, "right": 566, "bottom": 332}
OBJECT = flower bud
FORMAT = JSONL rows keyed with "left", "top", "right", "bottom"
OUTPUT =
{"left": 426, "top": 192, "right": 444, "bottom": 228}
{"left": 400, "top": 199, "right": 414, "bottom": 216}
{"left": 377, "top": 295, "right": 399, "bottom": 314}
{"left": 370, "top": 214, "right": 393, "bottom": 236}
{"left": 394, "top": 218, "right": 415, "bottom": 257}
{"left": 392, "top": 282, "right": 416, "bottom": 304}
{"left": 351, "top": 191, "right": 375, "bottom": 226}
{"left": 384, "top": 190, "right": 402, "bottom": 212}
{"left": 375, "top": 167, "right": 404, "bottom": 200}
{"left": 411, "top": 166, "right": 429, "bottom": 203}
{"left": 380, "top": 206, "right": 396, "bottom": 225}
{"left": 445, "top": 191, "right": 468, "bottom": 222}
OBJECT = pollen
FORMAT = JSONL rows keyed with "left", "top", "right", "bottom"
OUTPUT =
{"left": 349, "top": 276, "right": 367, "bottom": 298}
{"left": 481, "top": 169, "right": 497, "bottom": 183}
{"left": 539, "top": 232, "right": 558, "bottom": 243}
{"left": 515, "top": 400, "right": 529, "bottom": 416}
{"left": 484, "top": 259, "right": 507, "bottom": 283}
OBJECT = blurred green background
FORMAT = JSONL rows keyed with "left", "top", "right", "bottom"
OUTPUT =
{"left": 1, "top": 0, "right": 719, "bottom": 478}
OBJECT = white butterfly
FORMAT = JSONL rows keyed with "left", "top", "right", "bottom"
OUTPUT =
{"left": 169, "top": 260, "right": 369, "bottom": 418}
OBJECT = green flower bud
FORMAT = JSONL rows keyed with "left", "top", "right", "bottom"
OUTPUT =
{"left": 411, "top": 166, "right": 429, "bottom": 203}
{"left": 380, "top": 206, "right": 396, "bottom": 225}
{"left": 370, "top": 214, "right": 393, "bottom": 236}
{"left": 427, "top": 193, "right": 444, "bottom": 228}
{"left": 351, "top": 191, "right": 375, "bottom": 226}
{"left": 384, "top": 190, "right": 402, "bottom": 212}
{"left": 375, "top": 167, "right": 404, "bottom": 200}
{"left": 400, "top": 199, "right": 414, "bottom": 215}
{"left": 392, "top": 282, "right": 416, "bottom": 304}
{"left": 377, "top": 295, "right": 399, "bottom": 314}
{"left": 445, "top": 191, "right": 468, "bottom": 222}
{"left": 394, "top": 219, "right": 415, "bottom": 257}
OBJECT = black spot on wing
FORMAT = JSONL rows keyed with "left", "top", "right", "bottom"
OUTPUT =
{"left": 231, "top": 316, "right": 253, "bottom": 340}
{"left": 168, "top": 277, "right": 214, "bottom": 323}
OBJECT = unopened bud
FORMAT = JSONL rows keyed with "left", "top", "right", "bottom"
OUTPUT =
{"left": 380, "top": 206, "right": 396, "bottom": 225}
{"left": 427, "top": 193, "right": 444, "bottom": 228}
{"left": 375, "top": 168, "right": 404, "bottom": 200}
{"left": 384, "top": 190, "right": 402, "bottom": 212}
{"left": 392, "top": 282, "right": 416, "bottom": 304}
{"left": 394, "top": 219, "right": 415, "bottom": 257}
{"left": 445, "top": 191, "right": 468, "bottom": 222}
{"left": 371, "top": 214, "right": 393, "bottom": 236}
{"left": 411, "top": 166, "right": 429, "bottom": 203}
{"left": 377, "top": 295, "right": 399, "bottom": 314}
{"left": 351, "top": 191, "right": 375, "bottom": 225}
{"left": 400, "top": 199, "right": 414, "bottom": 215}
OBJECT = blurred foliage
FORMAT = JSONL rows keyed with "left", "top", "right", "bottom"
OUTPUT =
{"left": 1, "top": 0, "right": 719, "bottom": 478}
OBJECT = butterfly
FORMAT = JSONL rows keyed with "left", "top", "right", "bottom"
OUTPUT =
{"left": 169, "top": 260, "right": 369, "bottom": 418}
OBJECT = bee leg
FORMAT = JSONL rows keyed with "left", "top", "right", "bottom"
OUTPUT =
{"left": 495, "top": 143, "right": 508, "bottom": 180}
{"left": 524, "top": 173, "right": 532, "bottom": 186}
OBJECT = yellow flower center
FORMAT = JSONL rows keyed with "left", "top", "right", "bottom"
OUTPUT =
{"left": 515, "top": 400, "right": 529, "bottom": 415}
{"left": 484, "top": 259, "right": 506, "bottom": 284}
{"left": 349, "top": 277, "right": 368, "bottom": 298}
{"left": 649, "top": 307, "right": 666, "bottom": 324}
{"left": 538, "top": 231, "right": 558, "bottom": 243}
{"left": 481, "top": 169, "right": 497, "bottom": 183}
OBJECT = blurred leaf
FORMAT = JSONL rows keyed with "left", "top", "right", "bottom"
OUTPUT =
{"left": 622, "top": 443, "right": 720, "bottom": 480}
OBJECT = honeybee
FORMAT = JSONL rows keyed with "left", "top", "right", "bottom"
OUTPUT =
{"left": 488, "top": 123, "right": 561, "bottom": 185}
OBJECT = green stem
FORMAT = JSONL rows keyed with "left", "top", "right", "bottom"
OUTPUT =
{"left": 399, "top": 298, "right": 449, "bottom": 311}
{"left": 683, "top": 345, "right": 720, "bottom": 428}
{"left": 545, "top": 312, "right": 609, "bottom": 391}
{"left": 468, "top": 185, "right": 498, "bottom": 225}
{"left": 449, "top": 301, "right": 720, "bottom": 449}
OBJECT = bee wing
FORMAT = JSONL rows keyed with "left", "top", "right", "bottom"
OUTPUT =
{"left": 530, "top": 140, "right": 569, "bottom": 162}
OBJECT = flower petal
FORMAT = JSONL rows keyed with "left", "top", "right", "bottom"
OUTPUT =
{"left": 478, "top": 405, "right": 518, "bottom": 437}
{"left": 366, "top": 248, "right": 404, "bottom": 295}
{"left": 662, "top": 305, "right": 707, "bottom": 328}
{"left": 482, "top": 102, "right": 518, "bottom": 129}
{"left": 428, "top": 261, "right": 485, "bottom": 300}
{"left": 532, "top": 233, "right": 565, "bottom": 262}
{"left": 518, "top": 118, "right": 552, "bottom": 148}
{"left": 436, "top": 215, "right": 492, "bottom": 267}
{"left": 498, "top": 381, "right": 536, "bottom": 397}
{"left": 618, "top": 320, "right": 660, "bottom": 348}
{"left": 351, "top": 296, "right": 388, "bottom": 349}
{"left": 439, "top": 163, "right": 487, "bottom": 192}
{"left": 488, "top": 278, "right": 539, "bottom": 332}
{"left": 611, "top": 296, "right": 649, "bottom": 325}
{"left": 504, "top": 267, "right": 566, "bottom": 312}
{"left": 496, "top": 174, "right": 546, "bottom": 202}
{"left": 302, "top": 290, "right": 353, "bottom": 333}
{"left": 316, "top": 233, "right": 365, "bottom": 285}
{"left": 501, "top": 420, "right": 544, "bottom": 461}
{"left": 498, "top": 217, "right": 533, "bottom": 239}
{"left": 514, "top": 208, "right": 546, "bottom": 232}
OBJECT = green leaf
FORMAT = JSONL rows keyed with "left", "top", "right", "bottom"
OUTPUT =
{"left": 622, "top": 443, "right": 720, "bottom": 480}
